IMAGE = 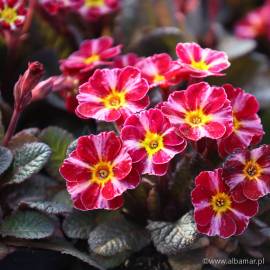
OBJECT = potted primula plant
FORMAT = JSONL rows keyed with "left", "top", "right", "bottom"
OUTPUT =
{"left": 0, "top": 0, "right": 270, "bottom": 269}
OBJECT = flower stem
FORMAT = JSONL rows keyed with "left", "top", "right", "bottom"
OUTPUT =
{"left": 2, "top": 107, "right": 21, "bottom": 146}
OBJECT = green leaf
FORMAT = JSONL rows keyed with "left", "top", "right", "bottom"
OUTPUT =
{"left": 39, "top": 126, "right": 74, "bottom": 180}
{"left": 20, "top": 201, "right": 72, "bottom": 215}
{"left": 0, "top": 146, "right": 12, "bottom": 176}
{"left": 88, "top": 215, "right": 150, "bottom": 257}
{"left": 0, "top": 210, "right": 55, "bottom": 239}
{"left": 5, "top": 175, "right": 58, "bottom": 210}
{"left": 147, "top": 211, "right": 198, "bottom": 255}
{"left": 7, "top": 128, "right": 39, "bottom": 151}
{"left": 4, "top": 142, "right": 51, "bottom": 185}
{"left": 66, "top": 139, "right": 78, "bottom": 156}
{"left": 90, "top": 252, "right": 129, "bottom": 269}
{"left": 52, "top": 190, "right": 73, "bottom": 209}
{"left": 63, "top": 211, "right": 95, "bottom": 239}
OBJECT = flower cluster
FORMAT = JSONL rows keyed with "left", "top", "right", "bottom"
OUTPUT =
{"left": 192, "top": 169, "right": 258, "bottom": 238}
{"left": 39, "top": 0, "right": 81, "bottom": 15}
{"left": 192, "top": 143, "right": 270, "bottom": 238}
{"left": 39, "top": 0, "right": 120, "bottom": 21}
{"left": 234, "top": 2, "right": 270, "bottom": 40}
{"left": 60, "top": 39, "right": 268, "bottom": 240}
{"left": 78, "top": 0, "right": 120, "bottom": 21}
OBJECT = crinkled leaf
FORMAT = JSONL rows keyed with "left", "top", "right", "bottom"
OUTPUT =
{"left": 5, "top": 175, "right": 58, "bottom": 210}
{"left": 20, "top": 200, "right": 72, "bottom": 215}
{"left": 63, "top": 211, "right": 95, "bottom": 239}
{"left": 0, "top": 211, "right": 55, "bottom": 239}
{"left": 39, "top": 126, "right": 73, "bottom": 180}
{"left": 7, "top": 128, "right": 39, "bottom": 151}
{"left": 0, "top": 146, "right": 12, "bottom": 176}
{"left": 88, "top": 215, "right": 150, "bottom": 257}
{"left": 147, "top": 211, "right": 198, "bottom": 255}
{"left": 90, "top": 252, "right": 129, "bottom": 269}
{"left": 66, "top": 139, "right": 78, "bottom": 156}
{"left": 52, "top": 190, "right": 73, "bottom": 209}
{"left": 4, "top": 142, "right": 51, "bottom": 185}
{"left": 168, "top": 250, "right": 205, "bottom": 270}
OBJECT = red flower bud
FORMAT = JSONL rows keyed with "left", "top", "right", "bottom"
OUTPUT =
{"left": 31, "top": 77, "right": 54, "bottom": 102}
{"left": 14, "top": 61, "right": 44, "bottom": 110}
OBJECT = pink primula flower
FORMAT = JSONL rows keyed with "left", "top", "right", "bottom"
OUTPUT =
{"left": 60, "top": 36, "right": 122, "bottom": 76}
{"left": 217, "top": 84, "right": 264, "bottom": 157}
{"left": 161, "top": 82, "right": 233, "bottom": 141}
{"left": 192, "top": 168, "right": 258, "bottom": 238}
{"left": 136, "top": 53, "right": 182, "bottom": 88}
{"left": 223, "top": 145, "right": 270, "bottom": 202}
{"left": 121, "top": 109, "right": 186, "bottom": 176}
{"left": 176, "top": 42, "right": 230, "bottom": 78}
{"left": 76, "top": 66, "right": 149, "bottom": 123}
{"left": 60, "top": 131, "right": 140, "bottom": 210}
{"left": 0, "top": 0, "right": 27, "bottom": 30}
{"left": 78, "top": 0, "right": 120, "bottom": 21}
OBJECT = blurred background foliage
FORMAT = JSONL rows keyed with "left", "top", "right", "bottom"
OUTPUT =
{"left": 1, "top": 1, "right": 270, "bottom": 269}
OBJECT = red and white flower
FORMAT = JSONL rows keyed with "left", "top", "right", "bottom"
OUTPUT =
{"left": 76, "top": 66, "right": 149, "bottom": 123}
{"left": 234, "top": 4, "right": 270, "bottom": 40}
{"left": 60, "top": 36, "right": 122, "bottom": 76}
{"left": 191, "top": 168, "right": 258, "bottom": 238}
{"left": 39, "top": 0, "right": 81, "bottom": 15}
{"left": 0, "top": 0, "right": 27, "bottom": 30}
{"left": 217, "top": 84, "right": 264, "bottom": 157}
{"left": 176, "top": 42, "right": 230, "bottom": 78}
{"left": 113, "top": 53, "right": 142, "bottom": 68}
{"left": 121, "top": 109, "right": 186, "bottom": 176}
{"left": 60, "top": 131, "right": 140, "bottom": 210}
{"left": 136, "top": 53, "right": 182, "bottom": 88}
{"left": 223, "top": 145, "right": 270, "bottom": 202}
{"left": 78, "top": 0, "right": 120, "bottom": 21}
{"left": 161, "top": 82, "right": 233, "bottom": 141}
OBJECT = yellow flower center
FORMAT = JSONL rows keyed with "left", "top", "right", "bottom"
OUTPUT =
{"left": 190, "top": 59, "right": 209, "bottom": 71}
{"left": 103, "top": 90, "right": 126, "bottom": 109}
{"left": 233, "top": 114, "right": 241, "bottom": 131}
{"left": 153, "top": 74, "right": 165, "bottom": 83}
{"left": 85, "top": 0, "right": 104, "bottom": 7}
{"left": 84, "top": 54, "right": 100, "bottom": 65}
{"left": 211, "top": 192, "right": 232, "bottom": 214}
{"left": 184, "top": 108, "right": 212, "bottom": 127}
{"left": 243, "top": 160, "right": 262, "bottom": 180}
{"left": 0, "top": 7, "right": 17, "bottom": 24}
{"left": 140, "top": 131, "right": 164, "bottom": 156}
{"left": 91, "top": 161, "right": 113, "bottom": 185}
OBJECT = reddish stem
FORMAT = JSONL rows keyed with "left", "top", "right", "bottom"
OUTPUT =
{"left": 22, "top": 0, "right": 36, "bottom": 35}
{"left": 2, "top": 107, "right": 21, "bottom": 146}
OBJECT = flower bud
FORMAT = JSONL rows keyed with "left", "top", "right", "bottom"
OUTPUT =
{"left": 31, "top": 77, "right": 54, "bottom": 102}
{"left": 14, "top": 62, "right": 44, "bottom": 110}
